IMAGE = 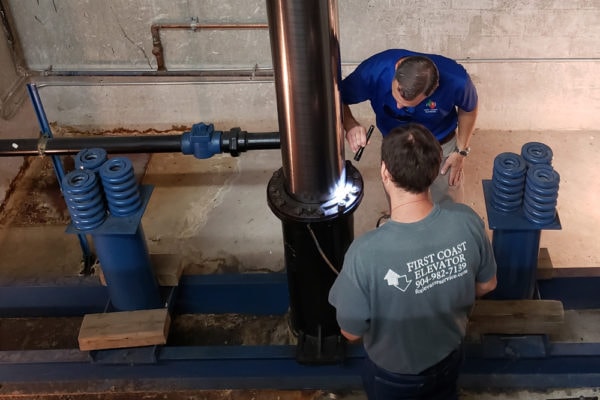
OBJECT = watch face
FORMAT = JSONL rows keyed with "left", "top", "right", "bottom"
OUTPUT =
{"left": 457, "top": 147, "right": 470, "bottom": 156}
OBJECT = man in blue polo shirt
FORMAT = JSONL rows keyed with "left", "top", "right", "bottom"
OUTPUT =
{"left": 341, "top": 49, "right": 478, "bottom": 203}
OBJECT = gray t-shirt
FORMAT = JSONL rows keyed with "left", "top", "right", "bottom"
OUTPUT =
{"left": 329, "top": 203, "right": 496, "bottom": 374}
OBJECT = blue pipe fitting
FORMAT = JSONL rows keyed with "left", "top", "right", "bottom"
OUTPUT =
{"left": 181, "top": 122, "right": 222, "bottom": 159}
{"left": 521, "top": 141, "right": 553, "bottom": 167}
{"left": 75, "top": 148, "right": 108, "bottom": 172}
{"left": 62, "top": 169, "right": 107, "bottom": 231}
{"left": 491, "top": 152, "right": 527, "bottom": 213}
{"left": 99, "top": 157, "right": 142, "bottom": 216}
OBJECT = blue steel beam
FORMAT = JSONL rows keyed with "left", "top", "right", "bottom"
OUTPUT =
{"left": 3, "top": 274, "right": 600, "bottom": 318}
{"left": 3, "top": 344, "right": 600, "bottom": 392}
{"left": 2, "top": 273, "right": 600, "bottom": 392}
{"left": 0, "top": 272, "right": 290, "bottom": 317}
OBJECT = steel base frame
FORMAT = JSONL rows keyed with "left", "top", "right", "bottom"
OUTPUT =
{"left": 2, "top": 273, "right": 600, "bottom": 393}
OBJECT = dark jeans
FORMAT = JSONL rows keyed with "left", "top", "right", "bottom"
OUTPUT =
{"left": 361, "top": 345, "right": 464, "bottom": 400}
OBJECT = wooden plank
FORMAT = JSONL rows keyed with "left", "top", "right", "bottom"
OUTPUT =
{"left": 78, "top": 308, "right": 170, "bottom": 351}
{"left": 467, "top": 299, "right": 564, "bottom": 340}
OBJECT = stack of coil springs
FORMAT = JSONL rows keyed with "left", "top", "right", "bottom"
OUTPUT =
{"left": 490, "top": 142, "right": 559, "bottom": 225}
{"left": 491, "top": 152, "right": 527, "bottom": 213}
{"left": 62, "top": 169, "right": 106, "bottom": 231}
{"left": 62, "top": 149, "right": 142, "bottom": 230}
{"left": 99, "top": 157, "right": 142, "bottom": 217}
{"left": 521, "top": 142, "right": 559, "bottom": 225}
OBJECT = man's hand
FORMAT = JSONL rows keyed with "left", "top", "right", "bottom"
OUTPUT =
{"left": 345, "top": 125, "right": 368, "bottom": 153}
{"left": 476, "top": 275, "right": 497, "bottom": 298}
{"left": 441, "top": 152, "right": 465, "bottom": 187}
{"left": 340, "top": 329, "right": 362, "bottom": 343}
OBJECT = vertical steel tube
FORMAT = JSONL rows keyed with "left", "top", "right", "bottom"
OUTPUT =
{"left": 266, "top": 0, "right": 363, "bottom": 364}
{"left": 267, "top": 0, "right": 344, "bottom": 203}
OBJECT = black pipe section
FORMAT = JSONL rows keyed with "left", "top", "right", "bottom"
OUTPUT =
{"left": 0, "top": 131, "right": 280, "bottom": 157}
{"left": 267, "top": 0, "right": 344, "bottom": 204}
{"left": 220, "top": 128, "right": 281, "bottom": 156}
{"left": 266, "top": 0, "right": 363, "bottom": 365}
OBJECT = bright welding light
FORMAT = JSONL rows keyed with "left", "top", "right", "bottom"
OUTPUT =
{"left": 332, "top": 167, "right": 349, "bottom": 202}
{"left": 331, "top": 171, "right": 358, "bottom": 206}
{"left": 332, "top": 181, "right": 352, "bottom": 203}
{"left": 321, "top": 169, "right": 360, "bottom": 214}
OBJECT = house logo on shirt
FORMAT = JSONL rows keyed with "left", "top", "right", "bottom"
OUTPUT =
{"left": 424, "top": 99, "right": 438, "bottom": 114}
{"left": 384, "top": 269, "right": 412, "bottom": 292}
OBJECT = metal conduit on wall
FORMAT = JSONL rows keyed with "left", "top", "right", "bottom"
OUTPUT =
{"left": 150, "top": 20, "right": 269, "bottom": 72}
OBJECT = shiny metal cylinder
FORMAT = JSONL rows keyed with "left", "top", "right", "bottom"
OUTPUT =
{"left": 266, "top": 0, "right": 344, "bottom": 204}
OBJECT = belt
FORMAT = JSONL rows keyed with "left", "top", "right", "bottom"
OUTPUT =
{"left": 438, "top": 130, "right": 456, "bottom": 145}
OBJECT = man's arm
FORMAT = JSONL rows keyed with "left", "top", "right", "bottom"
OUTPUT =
{"left": 476, "top": 274, "right": 497, "bottom": 298}
{"left": 440, "top": 104, "right": 478, "bottom": 186}
{"left": 456, "top": 105, "right": 478, "bottom": 151}
{"left": 343, "top": 104, "right": 367, "bottom": 153}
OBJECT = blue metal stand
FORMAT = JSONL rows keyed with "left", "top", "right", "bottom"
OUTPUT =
{"left": 63, "top": 153, "right": 161, "bottom": 311}
{"left": 65, "top": 184, "right": 162, "bottom": 311}
{"left": 483, "top": 180, "right": 561, "bottom": 299}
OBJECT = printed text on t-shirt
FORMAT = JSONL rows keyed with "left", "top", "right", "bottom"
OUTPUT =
{"left": 406, "top": 241, "right": 468, "bottom": 294}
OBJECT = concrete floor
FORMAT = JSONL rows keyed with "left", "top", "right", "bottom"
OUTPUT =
{"left": 1, "top": 100, "right": 600, "bottom": 399}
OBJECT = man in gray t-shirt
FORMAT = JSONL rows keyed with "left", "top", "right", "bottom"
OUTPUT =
{"left": 329, "top": 123, "right": 496, "bottom": 399}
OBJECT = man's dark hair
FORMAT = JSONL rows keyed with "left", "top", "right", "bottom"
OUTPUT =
{"left": 394, "top": 56, "right": 439, "bottom": 100}
{"left": 381, "top": 123, "right": 442, "bottom": 194}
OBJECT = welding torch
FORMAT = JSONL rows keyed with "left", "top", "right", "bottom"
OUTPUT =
{"left": 353, "top": 125, "right": 375, "bottom": 162}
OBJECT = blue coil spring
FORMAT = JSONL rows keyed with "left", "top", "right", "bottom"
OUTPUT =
{"left": 521, "top": 142, "right": 553, "bottom": 167}
{"left": 62, "top": 169, "right": 107, "bottom": 230}
{"left": 523, "top": 164, "right": 560, "bottom": 225}
{"left": 491, "top": 152, "right": 527, "bottom": 213}
{"left": 99, "top": 157, "right": 142, "bottom": 216}
{"left": 75, "top": 148, "right": 108, "bottom": 172}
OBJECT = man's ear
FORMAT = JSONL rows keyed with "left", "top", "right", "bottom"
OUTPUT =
{"left": 381, "top": 161, "right": 389, "bottom": 182}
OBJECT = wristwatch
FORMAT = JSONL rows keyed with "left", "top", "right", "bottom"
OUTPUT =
{"left": 454, "top": 146, "right": 471, "bottom": 157}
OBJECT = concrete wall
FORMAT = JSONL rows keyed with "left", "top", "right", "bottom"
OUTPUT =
{"left": 0, "top": 13, "right": 27, "bottom": 120}
{"left": 3, "top": 0, "right": 599, "bottom": 131}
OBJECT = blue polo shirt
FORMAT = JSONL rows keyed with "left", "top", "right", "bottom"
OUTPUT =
{"left": 341, "top": 49, "right": 478, "bottom": 140}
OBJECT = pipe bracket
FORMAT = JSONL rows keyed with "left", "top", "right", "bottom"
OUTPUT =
{"left": 37, "top": 135, "right": 48, "bottom": 156}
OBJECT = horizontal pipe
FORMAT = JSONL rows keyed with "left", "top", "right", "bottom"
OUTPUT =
{"left": 29, "top": 57, "right": 599, "bottom": 88}
{"left": 151, "top": 22, "right": 268, "bottom": 31}
{"left": 223, "top": 132, "right": 281, "bottom": 151}
{"left": 0, "top": 132, "right": 281, "bottom": 157}
{"left": 37, "top": 68, "right": 274, "bottom": 78}
{"left": 32, "top": 72, "right": 275, "bottom": 88}
{"left": 1, "top": 136, "right": 182, "bottom": 156}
